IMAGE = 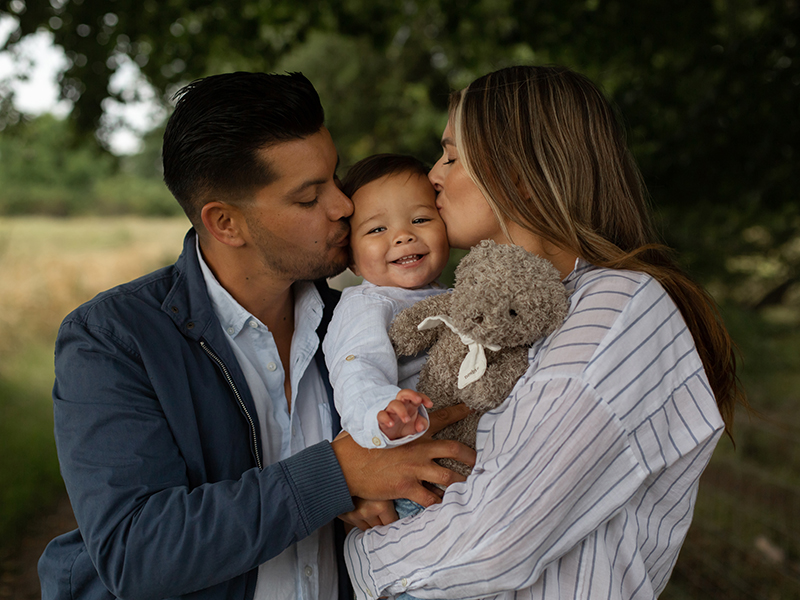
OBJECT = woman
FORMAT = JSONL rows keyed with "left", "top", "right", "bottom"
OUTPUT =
{"left": 343, "top": 65, "right": 745, "bottom": 599}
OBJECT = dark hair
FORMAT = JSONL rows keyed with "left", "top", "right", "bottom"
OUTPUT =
{"left": 341, "top": 154, "right": 429, "bottom": 199}
{"left": 451, "top": 65, "right": 746, "bottom": 438}
{"left": 162, "top": 71, "right": 324, "bottom": 225}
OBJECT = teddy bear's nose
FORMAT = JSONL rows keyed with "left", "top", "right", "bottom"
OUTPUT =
{"left": 473, "top": 315, "right": 484, "bottom": 324}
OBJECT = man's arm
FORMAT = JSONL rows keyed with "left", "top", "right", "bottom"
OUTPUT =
{"left": 332, "top": 403, "right": 475, "bottom": 508}
{"left": 55, "top": 317, "right": 473, "bottom": 599}
{"left": 53, "top": 318, "right": 354, "bottom": 599}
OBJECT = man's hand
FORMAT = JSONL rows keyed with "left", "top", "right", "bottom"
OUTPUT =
{"left": 377, "top": 389, "right": 434, "bottom": 440}
{"left": 332, "top": 404, "right": 475, "bottom": 508}
{"left": 339, "top": 498, "right": 398, "bottom": 532}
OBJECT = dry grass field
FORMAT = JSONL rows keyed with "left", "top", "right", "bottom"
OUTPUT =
{"left": 0, "top": 216, "right": 191, "bottom": 372}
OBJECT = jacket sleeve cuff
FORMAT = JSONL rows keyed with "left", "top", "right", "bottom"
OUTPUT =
{"left": 280, "top": 441, "right": 354, "bottom": 535}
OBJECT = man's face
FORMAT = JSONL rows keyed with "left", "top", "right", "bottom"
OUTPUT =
{"left": 240, "top": 127, "right": 353, "bottom": 282}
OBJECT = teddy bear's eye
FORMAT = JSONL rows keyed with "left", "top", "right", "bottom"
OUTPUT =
{"left": 509, "top": 309, "right": 518, "bottom": 317}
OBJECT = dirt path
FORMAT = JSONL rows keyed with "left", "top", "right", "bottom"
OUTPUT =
{"left": 0, "top": 494, "right": 77, "bottom": 599}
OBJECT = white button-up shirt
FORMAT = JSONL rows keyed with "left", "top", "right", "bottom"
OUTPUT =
{"left": 345, "top": 259, "right": 724, "bottom": 599}
{"left": 197, "top": 242, "right": 337, "bottom": 600}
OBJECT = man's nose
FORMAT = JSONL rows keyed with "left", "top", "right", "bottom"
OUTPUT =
{"left": 330, "top": 186, "right": 354, "bottom": 220}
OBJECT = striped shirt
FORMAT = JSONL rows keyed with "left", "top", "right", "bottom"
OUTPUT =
{"left": 344, "top": 259, "right": 724, "bottom": 599}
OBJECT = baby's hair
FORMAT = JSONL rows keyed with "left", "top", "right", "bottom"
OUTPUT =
{"left": 341, "top": 153, "right": 429, "bottom": 199}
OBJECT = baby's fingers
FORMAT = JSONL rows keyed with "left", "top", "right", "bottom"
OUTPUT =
{"left": 377, "top": 410, "right": 395, "bottom": 429}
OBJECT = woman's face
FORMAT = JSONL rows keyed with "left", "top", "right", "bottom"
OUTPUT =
{"left": 428, "top": 121, "right": 506, "bottom": 249}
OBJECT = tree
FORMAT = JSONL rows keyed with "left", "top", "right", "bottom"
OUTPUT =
{"left": 2, "top": 0, "right": 799, "bottom": 291}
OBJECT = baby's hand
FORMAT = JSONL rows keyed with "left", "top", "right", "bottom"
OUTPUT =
{"left": 377, "top": 389, "right": 434, "bottom": 440}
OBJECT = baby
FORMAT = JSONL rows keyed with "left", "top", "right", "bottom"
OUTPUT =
{"left": 323, "top": 153, "right": 450, "bottom": 458}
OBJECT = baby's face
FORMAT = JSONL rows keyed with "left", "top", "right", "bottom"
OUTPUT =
{"left": 349, "top": 173, "right": 450, "bottom": 289}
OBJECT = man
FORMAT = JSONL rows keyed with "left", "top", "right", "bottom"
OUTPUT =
{"left": 38, "top": 72, "right": 473, "bottom": 600}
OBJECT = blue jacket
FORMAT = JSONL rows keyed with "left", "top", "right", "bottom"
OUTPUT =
{"left": 38, "top": 230, "right": 355, "bottom": 600}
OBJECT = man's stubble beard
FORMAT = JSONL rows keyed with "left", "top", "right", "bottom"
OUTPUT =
{"left": 249, "top": 222, "right": 350, "bottom": 282}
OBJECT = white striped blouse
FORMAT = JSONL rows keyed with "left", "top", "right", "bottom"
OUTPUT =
{"left": 344, "top": 259, "right": 725, "bottom": 599}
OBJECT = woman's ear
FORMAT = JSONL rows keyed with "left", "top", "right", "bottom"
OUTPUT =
{"left": 200, "top": 201, "right": 247, "bottom": 248}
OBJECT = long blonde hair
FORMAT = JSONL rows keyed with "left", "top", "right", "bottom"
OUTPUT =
{"left": 452, "top": 65, "right": 745, "bottom": 437}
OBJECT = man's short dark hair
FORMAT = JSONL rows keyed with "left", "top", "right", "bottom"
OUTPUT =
{"left": 162, "top": 71, "right": 324, "bottom": 225}
{"left": 340, "top": 154, "right": 430, "bottom": 200}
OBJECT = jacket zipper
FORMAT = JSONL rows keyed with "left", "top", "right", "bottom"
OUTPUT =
{"left": 200, "top": 340, "right": 263, "bottom": 471}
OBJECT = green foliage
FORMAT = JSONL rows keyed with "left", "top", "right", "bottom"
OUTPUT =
{"left": 0, "top": 361, "right": 63, "bottom": 545}
{"left": 0, "top": 114, "right": 179, "bottom": 216}
{"left": 0, "top": 114, "right": 111, "bottom": 214}
{"left": 2, "top": 0, "right": 799, "bottom": 292}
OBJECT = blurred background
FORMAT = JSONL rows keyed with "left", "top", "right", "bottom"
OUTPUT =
{"left": 0, "top": 0, "right": 798, "bottom": 597}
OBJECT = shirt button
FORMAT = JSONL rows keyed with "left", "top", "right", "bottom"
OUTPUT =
{"left": 292, "top": 427, "right": 297, "bottom": 436}
{"left": 267, "top": 362, "right": 277, "bottom": 371}
{"left": 345, "top": 354, "right": 356, "bottom": 361}
{"left": 249, "top": 320, "right": 258, "bottom": 329}
{"left": 304, "top": 565, "right": 313, "bottom": 577}
{"left": 227, "top": 327, "right": 235, "bottom": 335}
{"left": 372, "top": 437, "right": 381, "bottom": 447}
{"left": 402, "top": 578, "right": 408, "bottom": 587}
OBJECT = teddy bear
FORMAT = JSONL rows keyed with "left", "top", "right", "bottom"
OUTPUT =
{"left": 389, "top": 239, "right": 570, "bottom": 477}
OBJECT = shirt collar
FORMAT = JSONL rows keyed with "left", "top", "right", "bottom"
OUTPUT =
{"left": 195, "top": 237, "right": 323, "bottom": 339}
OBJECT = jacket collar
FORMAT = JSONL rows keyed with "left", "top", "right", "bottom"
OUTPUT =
{"left": 162, "top": 229, "right": 219, "bottom": 342}
{"left": 162, "top": 229, "right": 341, "bottom": 343}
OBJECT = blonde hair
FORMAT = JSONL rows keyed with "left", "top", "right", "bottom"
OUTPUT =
{"left": 452, "top": 65, "right": 745, "bottom": 437}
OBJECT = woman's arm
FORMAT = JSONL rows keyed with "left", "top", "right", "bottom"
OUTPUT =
{"left": 345, "top": 375, "right": 647, "bottom": 599}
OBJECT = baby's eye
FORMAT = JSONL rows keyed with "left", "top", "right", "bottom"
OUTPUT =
{"left": 367, "top": 226, "right": 386, "bottom": 234}
{"left": 412, "top": 218, "right": 431, "bottom": 224}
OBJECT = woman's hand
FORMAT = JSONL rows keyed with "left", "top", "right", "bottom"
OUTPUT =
{"left": 339, "top": 498, "right": 398, "bottom": 532}
{"left": 331, "top": 404, "right": 475, "bottom": 508}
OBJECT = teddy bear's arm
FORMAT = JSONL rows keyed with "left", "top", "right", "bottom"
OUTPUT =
{"left": 389, "top": 293, "right": 452, "bottom": 357}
